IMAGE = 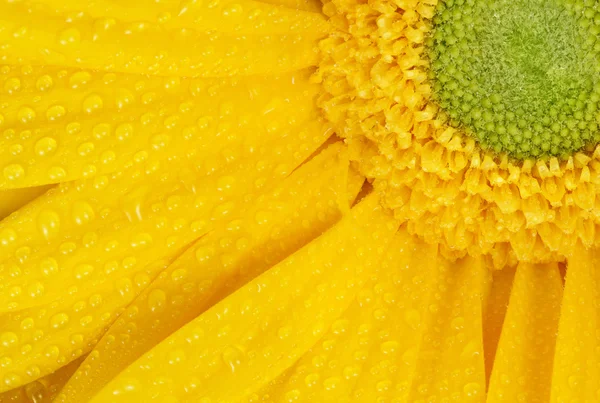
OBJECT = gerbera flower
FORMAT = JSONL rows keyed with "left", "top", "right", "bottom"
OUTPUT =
{"left": 0, "top": 0, "right": 596, "bottom": 401}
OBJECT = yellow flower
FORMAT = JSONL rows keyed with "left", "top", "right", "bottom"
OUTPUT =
{"left": 0, "top": 0, "right": 596, "bottom": 402}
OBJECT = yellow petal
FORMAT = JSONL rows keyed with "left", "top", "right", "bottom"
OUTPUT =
{"left": 89, "top": 194, "right": 399, "bottom": 402}
{"left": 256, "top": 0, "right": 323, "bottom": 12}
{"left": 0, "top": 257, "right": 176, "bottom": 393}
{"left": 0, "top": 2, "right": 323, "bottom": 77}
{"left": 551, "top": 243, "right": 600, "bottom": 402}
{"left": 408, "top": 255, "right": 487, "bottom": 402}
{"left": 0, "top": 187, "right": 52, "bottom": 220}
{"left": 24, "top": 0, "right": 329, "bottom": 35}
{"left": 487, "top": 262, "right": 562, "bottom": 403}
{"left": 57, "top": 142, "right": 363, "bottom": 402}
{"left": 483, "top": 267, "right": 515, "bottom": 382}
{"left": 0, "top": 117, "right": 332, "bottom": 391}
{"left": 0, "top": 68, "right": 321, "bottom": 188}
{"left": 0, "top": 357, "right": 83, "bottom": 403}
{"left": 0, "top": 111, "right": 332, "bottom": 312}
{"left": 255, "top": 228, "right": 440, "bottom": 402}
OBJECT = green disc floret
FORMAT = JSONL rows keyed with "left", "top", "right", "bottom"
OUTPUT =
{"left": 427, "top": 0, "right": 600, "bottom": 160}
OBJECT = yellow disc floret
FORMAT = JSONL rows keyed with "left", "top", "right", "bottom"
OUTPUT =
{"left": 317, "top": 0, "right": 600, "bottom": 267}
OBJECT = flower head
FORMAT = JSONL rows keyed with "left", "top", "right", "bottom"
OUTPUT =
{"left": 0, "top": 0, "right": 598, "bottom": 402}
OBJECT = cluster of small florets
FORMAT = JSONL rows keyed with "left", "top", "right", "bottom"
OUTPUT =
{"left": 427, "top": 0, "right": 600, "bottom": 159}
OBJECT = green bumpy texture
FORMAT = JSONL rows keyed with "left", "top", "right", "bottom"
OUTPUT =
{"left": 427, "top": 0, "right": 600, "bottom": 160}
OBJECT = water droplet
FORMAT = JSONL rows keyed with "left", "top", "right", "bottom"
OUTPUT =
{"left": 404, "top": 309, "right": 421, "bottom": 330}
{"left": 164, "top": 77, "right": 181, "bottom": 92}
{"left": 223, "top": 3, "right": 243, "bottom": 16}
{"left": 122, "top": 185, "right": 150, "bottom": 222}
{"left": 27, "top": 282, "right": 44, "bottom": 298}
{"left": 195, "top": 246, "right": 214, "bottom": 263}
{"left": 71, "top": 200, "right": 95, "bottom": 226}
{"left": 331, "top": 319, "right": 349, "bottom": 335}
{"left": 93, "top": 17, "right": 117, "bottom": 38}
{"left": 93, "top": 123, "right": 111, "bottom": 139}
{"left": 79, "top": 315, "right": 93, "bottom": 327}
{"left": 69, "top": 71, "right": 91, "bottom": 88}
{"left": 15, "top": 246, "right": 31, "bottom": 263}
{"left": 20, "top": 317, "right": 34, "bottom": 330}
{"left": 77, "top": 141, "right": 95, "bottom": 157}
{"left": 25, "top": 365, "right": 40, "bottom": 378}
{"left": 9, "top": 143, "right": 23, "bottom": 155}
{"left": 568, "top": 375, "right": 582, "bottom": 389}
{"left": 4, "top": 77, "right": 21, "bottom": 94}
{"left": 323, "top": 376, "right": 340, "bottom": 391}
{"left": 83, "top": 94, "right": 103, "bottom": 114}
{"left": 0, "top": 228, "right": 17, "bottom": 246}
{"left": 168, "top": 349, "right": 186, "bottom": 365}
{"left": 278, "top": 326, "right": 292, "bottom": 340}
{"left": 3, "top": 164, "right": 25, "bottom": 181}
{"left": 254, "top": 211, "right": 271, "bottom": 225}
{"left": 305, "top": 373, "right": 319, "bottom": 387}
{"left": 0, "top": 332, "right": 18, "bottom": 347}
{"left": 116, "top": 278, "right": 133, "bottom": 298}
{"left": 48, "top": 166, "right": 67, "bottom": 181}
{"left": 7, "top": 264, "right": 20, "bottom": 277}
{"left": 100, "top": 150, "right": 116, "bottom": 165}
{"left": 59, "top": 241, "right": 76, "bottom": 255}
{"left": 104, "top": 260, "right": 119, "bottom": 274}
{"left": 74, "top": 264, "right": 94, "bottom": 279}
{"left": 89, "top": 294, "right": 103, "bottom": 307}
{"left": 158, "top": 11, "right": 172, "bottom": 23}
{"left": 131, "top": 233, "right": 153, "bottom": 248}
{"left": 376, "top": 379, "right": 391, "bottom": 393}
{"left": 34, "top": 136, "right": 58, "bottom": 157}
{"left": 44, "top": 345, "right": 60, "bottom": 359}
{"left": 116, "top": 123, "right": 133, "bottom": 141}
{"left": 148, "top": 290, "right": 167, "bottom": 312}
{"left": 70, "top": 333, "right": 84, "bottom": 345}
{"left": 380, "top": 340, "right": 399, "bottom": 355}
{"left": 9, "top": 286, "right": 21, "bottom": 299}
{"left": 0, "top": 357, "right": 10, "bottom": 369}
{"left": 217, "top": 176, "right": 236, "bottom": 192}
{"left": 284, "top": 389, "right": 301, "bottom": 402}
{"left": 12, "top": 26, "right": 28, "bottom": 38}
{"left": 171, "top": 268, "right": 187, "bottom": 282}
{"left": 39, "top": 257, "right": 58, "bottom": 276}
{"left": 36, "top": 75, "right": 53, "bottom": 91}
{"left": 122, "top": 256, "right": 137, "bottom": 269}
{"left": 82, "top": 164, "right": 96, "bottom": 177}
{"left": 3, "top": 373, "right": 21, "bottom": 388}
{"left": 66, "top": 122, "right": 81, "bottom": 135}
{"left": 164, "top": 115, "right": 179, "bottom": 129}
{"left": 17, "top": 106, "right": 36, "bottom": 123}
{"left": 46, "top": 105, "right": 66, "bottom": 121}
{"left": 115, "top": 89, "right": 135, "bottom": 109}
{"left": 57, "top": 27, "right": 81, "bottom": 46}
{"left": 50, "top": 313, "right": 69, "bottom": 329}
{"left": 463, "top": 382, "right": 482, "bottom": 399}
{"left": 134, "top": 273, "right": 150, "bottom": 288}
{"left": 342, "top": 364, "right": 360, "bottom": 379}
{"left": 37, "top": 209, "right": 60, "bottom": 240}
{"left": 150, "top": 133, "right": 170, "bottom": 150}
{"left": 222, "top": 345, "right": 244, "bottom": 372}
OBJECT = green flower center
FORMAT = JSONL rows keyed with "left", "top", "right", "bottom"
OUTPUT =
{"left": 427, "top": 0, "right": 600, "bottom": 159}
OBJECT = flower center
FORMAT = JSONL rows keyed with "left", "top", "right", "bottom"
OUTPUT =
{"left": 427, "top": 0, "right": 600, "bottom": 159}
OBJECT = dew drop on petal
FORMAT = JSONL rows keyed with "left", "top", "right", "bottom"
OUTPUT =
{"left": 34, "top": 137, "right": 58, "bottom": 157}
{"left": 3, "top": 164, "right": 24, "bottom": 181}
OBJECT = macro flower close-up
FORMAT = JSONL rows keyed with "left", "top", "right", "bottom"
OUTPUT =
{"left": 0, "top": 0, "right": 599, "bottom": 401}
